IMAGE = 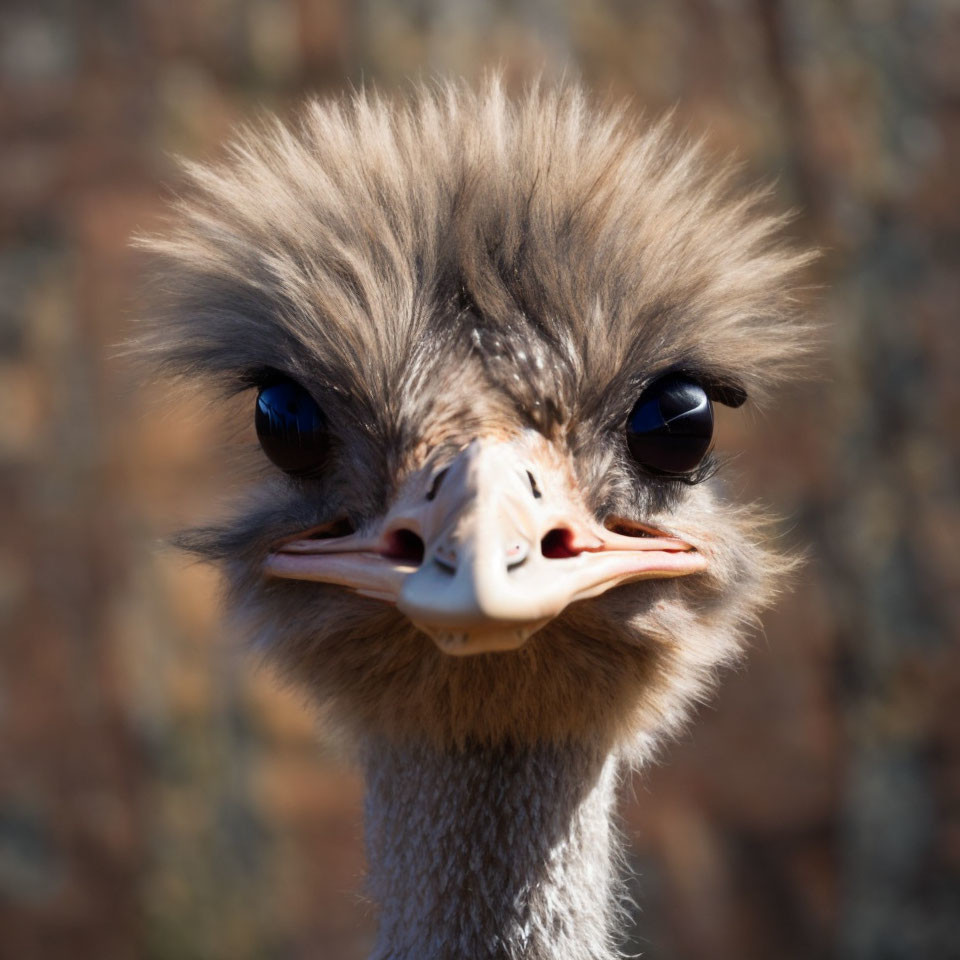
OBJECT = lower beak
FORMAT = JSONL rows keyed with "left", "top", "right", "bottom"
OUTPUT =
{"left": 264, "top": 436, "right": 706, "bottom": 655}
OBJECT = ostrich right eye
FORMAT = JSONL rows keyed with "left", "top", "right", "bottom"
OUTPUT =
{"left": 626, "top": 373, "right": 714, "bottom": 476}
{"left": 255, "top": 379, "right": 329, "bottom": 476}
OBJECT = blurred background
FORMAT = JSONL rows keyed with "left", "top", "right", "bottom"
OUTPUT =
{"left": 1, "top": 1, "right": 958, "bottom": 958}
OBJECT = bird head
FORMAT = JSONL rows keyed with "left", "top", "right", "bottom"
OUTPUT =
{"left": 140, "top": 80, "right": 812, "bottom": 753}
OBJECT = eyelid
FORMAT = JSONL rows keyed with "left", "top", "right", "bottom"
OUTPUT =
{"left": 598, "top": 370, "right": 707, "bottom": 431}
{"left": 241, "top": 366, "right": 292, "bottom": 391}
{"left": 246, "top": 368, "right": 333, "bottom": 410}
{"left": 631, "top": 366, "right": 747, "bottom": 409}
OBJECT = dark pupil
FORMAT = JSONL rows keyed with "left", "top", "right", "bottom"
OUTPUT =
{"left": 626, "top": 374, "right": 713, "bottom": 475}
{"left": 255, "top": 380, "right": 328, "bottom": 475}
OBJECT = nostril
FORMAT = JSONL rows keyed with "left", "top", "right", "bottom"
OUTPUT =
{"left": 384, "top": 528, "right": 425, "bottom": 565}
{"left": 540, "top": 528, "right": 581, "bottom": 560}
{"left": 425, "top": 468, "right": 448, "bottom": 502}
{"left": 526, "top": 470, "right": 542, "bottom": 499}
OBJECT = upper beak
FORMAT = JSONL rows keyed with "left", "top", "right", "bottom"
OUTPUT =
{"left": 264, "top": 435, "right": 706, "bottom": 655}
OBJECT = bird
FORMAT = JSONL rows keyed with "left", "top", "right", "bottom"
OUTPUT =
{"left": 138, "top": 77, "right": 812, "bottom": 960}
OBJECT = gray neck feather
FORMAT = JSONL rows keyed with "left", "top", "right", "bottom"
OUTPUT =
{"left": 362, "top": 738, "right": 622, "bottom": 960}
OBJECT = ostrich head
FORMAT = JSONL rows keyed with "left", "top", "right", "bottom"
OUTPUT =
{"left": 141, "top": 79, "right": 810, "bottom": 759}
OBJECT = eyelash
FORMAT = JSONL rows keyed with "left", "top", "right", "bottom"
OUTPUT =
{"left": 628, "top": 451, "right": 719, "bottom": 486}
{"left": 681, "top": 453, "right": 719, "bottom": 485}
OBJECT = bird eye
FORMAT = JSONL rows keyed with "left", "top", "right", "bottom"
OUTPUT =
{"left": 255, "top": 379, "right": 329, "bottom": 476}
{"left": 626, "top": 374, "right": 714, "bottom": 476}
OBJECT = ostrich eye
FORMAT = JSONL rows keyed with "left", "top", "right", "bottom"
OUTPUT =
{"left": 255, "top": 379, "right": 329, "bottom": 476}
{"left": 626, "top": 374, "right": 714, "bottom": 476}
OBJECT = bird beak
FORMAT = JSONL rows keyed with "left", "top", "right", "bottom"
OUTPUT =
{"left": 264, "top": 435, "right": 706, "bottom": 656}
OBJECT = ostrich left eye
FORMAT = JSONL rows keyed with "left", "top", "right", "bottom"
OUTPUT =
{"left": 255, "top": 379, "right": 329, "bottom": 476}
{"left": 626, "top": 374, "right": 714, "bottom": 476}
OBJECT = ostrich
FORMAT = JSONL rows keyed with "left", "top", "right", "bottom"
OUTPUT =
{"left": 139, "top": 79, "right": 811, "bottom": 960}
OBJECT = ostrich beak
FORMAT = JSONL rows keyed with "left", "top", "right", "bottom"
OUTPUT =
{"left": 264, "top": 435, "right": 706, "bottom": 655}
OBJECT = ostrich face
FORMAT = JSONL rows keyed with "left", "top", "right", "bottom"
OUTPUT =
{"left": 144, "top": 81, "right": 810, "bottom": 749}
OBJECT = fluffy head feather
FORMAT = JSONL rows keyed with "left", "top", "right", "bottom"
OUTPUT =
{"left": 138, "top": 77, "right": 813, "bottom": 755}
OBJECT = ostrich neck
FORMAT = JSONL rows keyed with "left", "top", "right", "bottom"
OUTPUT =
{"left": 362, "top": 738, "right": 622, "bottom": 960}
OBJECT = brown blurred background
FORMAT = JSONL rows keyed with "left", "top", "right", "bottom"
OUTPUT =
{"left": 1, "top": 1, "right": 958, "bottom": 958}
